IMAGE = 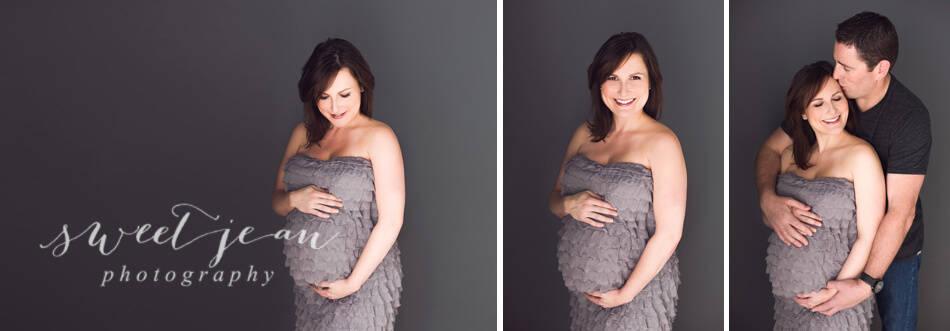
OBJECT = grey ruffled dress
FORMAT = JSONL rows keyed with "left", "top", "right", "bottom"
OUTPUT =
{"left": 281, "top": 155, "right": 402, "bottom": 330}
{"left": 556, "top": 154, "right": 680, "bottom": 330}
{"left": 766, "top": 172, "right": 873, "bottom": 330}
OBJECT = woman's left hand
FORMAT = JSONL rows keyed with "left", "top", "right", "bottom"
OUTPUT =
{"left": 584, "top": 289, "right": 635, "bottom": 308}
{"left": 310, "top": 278, "right": 361, "bottom": 300}
{"left": 794, "top": 287, "right": 838, "bottom": 310}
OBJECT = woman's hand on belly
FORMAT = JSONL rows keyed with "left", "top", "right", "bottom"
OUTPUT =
{"left": 310, "top": 278, "right": 360, "bottom": 300}
{"left": 290, "top": 185, "right": 343, "bottom": 218}
{"left": 565, "top": 190, "right": 618, "bottom": 228}
{"left": 793, "top": 287, "right": 837, "bottom": 310}
{"left": 584, "top": 288, "right": 634, "bottom": 308}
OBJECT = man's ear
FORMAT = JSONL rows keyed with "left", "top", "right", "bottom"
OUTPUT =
{"left": 873, "top": 60, "right": 891, "bottom": 80}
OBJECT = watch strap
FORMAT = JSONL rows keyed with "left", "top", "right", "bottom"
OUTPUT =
{"left": 859, "top": 272, "right": 882, "bottom": 293}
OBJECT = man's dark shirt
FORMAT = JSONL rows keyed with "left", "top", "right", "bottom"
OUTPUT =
{"left": 781, "top": 75, "right": 931, "bottom": 263}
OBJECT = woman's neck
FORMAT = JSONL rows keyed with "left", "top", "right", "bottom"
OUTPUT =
{"left": 813, "top": 131, "right": 847, "bottom": 154}
{"left": 610, "top": 109, "right": 648, "bottom": 134}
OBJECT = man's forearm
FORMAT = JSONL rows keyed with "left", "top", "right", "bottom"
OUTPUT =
{"left": 755, "top": 128, "right": 791, "bottom": 203}
{"left": 755, "top": 145, "right": 782, "bottom": 201}
{"left": 864, "top": 209, "right": 914, "bottom": 279}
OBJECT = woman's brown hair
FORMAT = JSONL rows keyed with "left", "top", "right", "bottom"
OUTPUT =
{"left": 297, "top": 38, "right": 375, "bottom": 146}
{"left": 587, "top": 32, "right": 663, "bottom": 142}
{"left": 785, "top": 61, "right": 857, "bottom": 170}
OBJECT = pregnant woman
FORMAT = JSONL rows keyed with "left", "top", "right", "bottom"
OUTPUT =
{"left": 548, "top": 32, "right": 686, "bottom": 330}
{"left": 765, "top": 61, "right": 883, "bottom": 330}
{"left": 271, "top": 38, "right": 403, "bottom": 330}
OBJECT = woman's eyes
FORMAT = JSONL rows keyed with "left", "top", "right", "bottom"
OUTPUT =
{"left": 813, "top": 98, "right": 843, "bottom": 107}
{"left": 606, "top": 76, "right": 642, "bottom": 81}
{"left": 318, "top": 93, "right": 351, "bottom": 100}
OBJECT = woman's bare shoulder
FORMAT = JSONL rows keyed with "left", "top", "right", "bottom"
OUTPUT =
{"left": 572, "top": 122, "right": 591, "bottom": 138}
{"left": 356, "top": 118, "right": 399, "bottom": 153}
{"left": 568, "top": 122, "right": 594, "bottom": 151}
{"left": 289, "top": 122, "right": 309, "bottom": 150}
{"left": 845, "top": 137, "right": 878, "bottom": 165}
{"left": 362, "top": 118, "right": 396, "bottom": 137}
{"left": 642, "top": 120, "right": 680, "bottom": 150}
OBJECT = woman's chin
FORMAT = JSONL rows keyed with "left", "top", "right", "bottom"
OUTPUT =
{"left": 814, "top": 127, "right": 846, "bottom": 137}
{"left": 609, "top": 108, "right": 642, "bottom": 119}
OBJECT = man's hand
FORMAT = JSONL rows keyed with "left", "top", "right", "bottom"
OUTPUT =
{"left": 811, "top": 279, "right": 873, "bottom": 316}
{"left": 761, "top": 192, "right": 823, "bottom": 247}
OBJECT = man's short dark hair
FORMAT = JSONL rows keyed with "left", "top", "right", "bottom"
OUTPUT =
{"left": 836, "top": 11, "right": 899, "bottom": 71}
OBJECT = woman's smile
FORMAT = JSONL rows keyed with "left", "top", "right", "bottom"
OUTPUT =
{"left": 615, "top": 98, "right": 635, "bottom": 107}
{"left": 330, "top": 111, "right": 347, "bottom": 119}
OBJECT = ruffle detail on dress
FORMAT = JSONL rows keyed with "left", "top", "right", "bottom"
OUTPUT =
{"left": 556, "top": 154, "right": 679, "bottom": 330}
{"left": 766, "top": 173, "right": 871, "bottom": 330}
{"left": 282, "top": 155, "right": 401, "bottom": 330}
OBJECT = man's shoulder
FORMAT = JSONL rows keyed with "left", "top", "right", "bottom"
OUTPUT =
{"left": 888, "top": 76, "right": 929, "bottom": 112}
{"left": 883, "top": 76, "right": 930, "bottom": 124}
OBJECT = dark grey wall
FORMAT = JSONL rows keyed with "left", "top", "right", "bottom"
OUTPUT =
{"left": 503, "top": 1, "right": 724, "bottom": 329}
{"left": 0, "top": 0, "right": 495, "bottom": 330}
{"left": 730, "top": 1, "right": 950, "bottom": 330}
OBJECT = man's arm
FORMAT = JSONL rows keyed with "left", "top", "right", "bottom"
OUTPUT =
{"left": 755, "top": 127, "right": 792, "bottom": 204}
{"left": 865, "top": 174, "right": 924, "bottom": 277}
{"left": 754, "top": 127, "right": 822, "bottom": 247}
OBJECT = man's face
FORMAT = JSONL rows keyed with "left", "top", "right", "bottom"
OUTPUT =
{"left": 832, "top": 42, "right": 877, "bottom": 101}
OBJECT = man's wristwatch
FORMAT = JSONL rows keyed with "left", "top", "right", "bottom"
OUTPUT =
{"left": 859, "top": 272, "right": 884, "bottom": 293}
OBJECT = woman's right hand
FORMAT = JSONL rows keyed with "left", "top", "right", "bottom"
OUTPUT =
{"left": 564, "top": 190, "right": 617, "bottom": 228}
{"left": 289, "top": 185, "right": 343, "bottom": 218}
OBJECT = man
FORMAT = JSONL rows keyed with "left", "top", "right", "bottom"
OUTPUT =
{"left": 755, "top": 11, "right": 931, "bottom": 330}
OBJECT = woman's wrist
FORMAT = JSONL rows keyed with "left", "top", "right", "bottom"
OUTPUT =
{"left": 344, "top": 277, "right": 365, "bottom": 292}
{"left": 617, "top": 285, "right": 638, "bottom": 303}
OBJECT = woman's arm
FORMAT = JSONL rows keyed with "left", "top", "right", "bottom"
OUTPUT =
{"left": 271, "top": 123, "right": 342, "bottom": 218}
{"left": 548, "top": 124, "right": 617, "bottom": 227}
{"left": 620, "top": 131, "right": 686, "bottom": 299}
{"left": 313, "top": 125, "right": 404, "bottom": 299}
{"left": 590, "top": 131, "right": 686, "bottom": 308}
{"left": 836, "top": 144, "right": 884, "bottom": 280}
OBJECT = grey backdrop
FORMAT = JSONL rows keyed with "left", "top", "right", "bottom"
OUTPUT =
{"left": 503, "top": 1, "right": 724, "bottom": 329}
{"left": 0, "top": 0, "right": 495, "bottom": 330}
{"left": 730, "top": 1, "right": 950, "bottom": 330}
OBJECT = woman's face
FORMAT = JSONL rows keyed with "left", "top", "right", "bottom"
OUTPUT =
{"left": 316, "top": 67, "right": 361, "bottom": 127}
{"left": 600, "top": 53, "right": 650, "bottom": 118}
{"left": 803, "top": 77, "right": 849, "bottom": 136}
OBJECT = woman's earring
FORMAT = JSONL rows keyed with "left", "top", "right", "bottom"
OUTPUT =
{"left": 802, "top": 115, "right": 808, "bottom": 120}
{"left": 360, "top": 88, "right": 364, "bottom": 92}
